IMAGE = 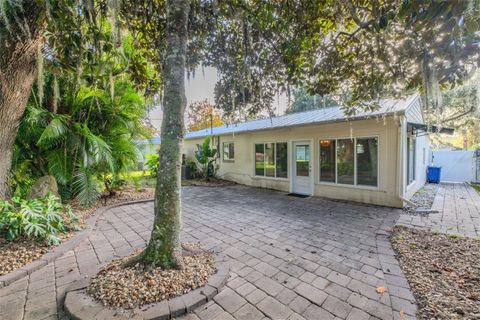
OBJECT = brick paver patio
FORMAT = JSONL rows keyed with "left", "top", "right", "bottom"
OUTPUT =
{"left": 397, "top": 183, "right": 480, "bottom": 237}
{"left": 0, "top": 186, "right": 417, "bottom": 320}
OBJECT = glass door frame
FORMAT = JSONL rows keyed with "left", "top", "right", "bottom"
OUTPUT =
{"left": 290, "top": 139, "right": 314, "bottom": 196}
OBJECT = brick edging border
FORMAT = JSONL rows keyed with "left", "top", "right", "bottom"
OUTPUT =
{"left": 64, "top": 255, "right": 230, "bottom": 320}
{"left": 0, "top": 198, "right": 155, "bottom": 288}
{"left": 375, "top": 225, "right": 418, "bottom": 319}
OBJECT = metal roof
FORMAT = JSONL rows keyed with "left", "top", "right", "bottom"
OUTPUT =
{"left": 134, "top": 137, "right": 161, "bottom": 145}
{"left": 185, "top": 93, "right": 419, "bottom": 139}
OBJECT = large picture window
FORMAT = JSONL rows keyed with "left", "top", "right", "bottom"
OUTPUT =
{"left": 255, "top": 144, "right": 265, "bottom": 176}
{"left": 356, "top": 138, "right": 378, "bottom": 186}
{"left": 337, "top": 139, "right": 355, "bottom": 185}
{"left": 319, "top": 137, "right": 378, "bottom": 187}
{"left": 255, "top": 142, "right": 288, "bottom": 178}
{"left": 223, "top": 142, "right": 234, "bottom": 161}
{"left": 276, "top": 143, "right": 288, "bottom": 178}
{"left": 319, "top": 140, "right": 336, "bottom": 182}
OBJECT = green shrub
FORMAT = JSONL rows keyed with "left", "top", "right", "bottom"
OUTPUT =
{"left": 145, "top": 153, "right": 160, "bottom": 177}
{"left": 187, "top": 160, "right": 199, "bottom": 179}
{"left": 0, "top": 193, "right": 78, "bottom": 245}
{"left": 103, "top": 176, "right": 126, "bottom": 197}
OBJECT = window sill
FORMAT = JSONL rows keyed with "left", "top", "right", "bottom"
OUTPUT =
{"left": 316, "top": 182, "right": 380, "bottom": 191}
{"left": 406, "top": 180, "right": 416, "bottom": 189}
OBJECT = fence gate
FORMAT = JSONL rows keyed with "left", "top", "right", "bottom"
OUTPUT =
{"left": 431, "top": 150, "right": 476, "bottom": 183}
{"left": 475, "top": 149, "right": 480, "bottom": 183}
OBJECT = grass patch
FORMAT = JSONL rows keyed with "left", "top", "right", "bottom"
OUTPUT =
{"left": 448, "top": 233, "right": 464, "bottom": 239}
{"left": 471, "top": 183, "right": 480, "bottom": 194}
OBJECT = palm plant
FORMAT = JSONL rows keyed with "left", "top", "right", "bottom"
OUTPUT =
{"left": 12, "top": 36, "right": 150, "bottom": 206}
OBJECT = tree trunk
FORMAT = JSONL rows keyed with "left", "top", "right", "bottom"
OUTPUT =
{"left": 0, "top": 2, "right": 44, "bottom": 200}
{"left": 139, "top": 0, "right": 190, "bottom": 269}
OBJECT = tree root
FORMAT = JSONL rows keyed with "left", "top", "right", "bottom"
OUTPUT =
{"left": 120, "top": 244, "right": 204, "bottom": 270}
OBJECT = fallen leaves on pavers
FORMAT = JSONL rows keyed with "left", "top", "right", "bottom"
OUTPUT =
{"left": 0, "top": 238, "right": 48, "bottom": 276}
{"left": 87, "top": 243, "right": 215, "bottom": 309}
{"left": 376, "top": 286, "right": 387, "bottom": 294}
{"left": 391, "top": 226, "right": 480, "bottom": 320}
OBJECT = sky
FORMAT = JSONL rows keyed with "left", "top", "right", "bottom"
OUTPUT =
{"left": 146, "top": 67, "right": 290, "bottom": 132}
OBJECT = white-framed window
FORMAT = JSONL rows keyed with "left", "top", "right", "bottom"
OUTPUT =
{"left": 254, "top": 142, "right": 288, "bottom": 178}
{"left": 223, "top": 142, "right": 235, "bottom": 161}
{"left": 319, "top": 137, "right": 378, "bottom": 187}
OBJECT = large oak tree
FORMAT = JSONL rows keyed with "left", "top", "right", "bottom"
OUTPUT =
{"left": 0, "top": 1, "right": 45, "bottom": 199}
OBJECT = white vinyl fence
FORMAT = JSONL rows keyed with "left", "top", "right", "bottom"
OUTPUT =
{"left": 431, "top": 150, "right": 478, "bottom": 183}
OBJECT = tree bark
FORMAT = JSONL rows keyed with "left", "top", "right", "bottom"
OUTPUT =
{"left": 139, "top": 0, "right": 190, "bottom": 269}
{"left": 0, "top": 1, "right": 44, "bottom": 200}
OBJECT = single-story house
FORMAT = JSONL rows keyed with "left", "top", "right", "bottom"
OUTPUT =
{"left": 183, "top": 93, "right": 448, "bottom": 208}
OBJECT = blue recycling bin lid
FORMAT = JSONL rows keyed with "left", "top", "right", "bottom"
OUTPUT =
{"left": 428, "top": 165, "right": 441, "bottom": 169}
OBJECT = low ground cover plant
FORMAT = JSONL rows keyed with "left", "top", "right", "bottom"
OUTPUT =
{"left": 0, "top": 193, "right": 78, "bottom": 245}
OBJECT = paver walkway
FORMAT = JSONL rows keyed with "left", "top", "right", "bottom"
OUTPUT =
{"left": 0, "top": 186, "right": 416, "bottom": 320}
{"left": 397, "top": 183, "right": 480, "bottom": 237}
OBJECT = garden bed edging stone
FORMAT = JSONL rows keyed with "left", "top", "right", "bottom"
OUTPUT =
{"left": 0, "top": 198, "right": 154, "bottom": 288}
{"left": 64, "top": 256, "right": 230, "bottom": 320}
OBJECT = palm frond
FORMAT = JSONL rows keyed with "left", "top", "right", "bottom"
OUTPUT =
{"left": 46, "top": 149, "right": 71, "bottom": 185}
{"left": 73, "top": 86, "right": 108, "bottom": 112}
{"left": 74, "top": 123, "right": 113, "bottom": 163}
{"left": 72, "top": 166, "right": 99, "bottom": 207}
{"left": 37, "top": 117, "right": 69, "bottom": 147}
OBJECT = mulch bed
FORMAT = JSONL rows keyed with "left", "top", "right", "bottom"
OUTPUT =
{"left": 0, "top": 187, "right": 155, "bottom": 277}
{"left": 391, "top": 226, "right": 480, "bottom": 320}
{"left": 72, "top": 186, "right": 155, "bottom": 224}
{"left": 87, "top": 243, "right": 215, "bottom": 309}
{"left": 0, "top": 239, "right": 49, "bottom": 276}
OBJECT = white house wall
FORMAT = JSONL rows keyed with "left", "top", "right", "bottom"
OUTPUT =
{"left": 403, "top": 98, "right": 430, "bottom": 200}
{"left": 405, "top": 97, "right": 424, "bottom": 124}
{"left": 184, "top": 117, "right": 403, "bottom": 207}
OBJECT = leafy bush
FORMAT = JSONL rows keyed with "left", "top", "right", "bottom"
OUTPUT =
{"left": 131, "top": 176, "right": 142, "bottom": 192}
{"left": 103, "top": 177, "right": 126, "bottom": 197}
{"left": 145, "top": 153, "right": 160, "bottom": 177}
{"left": 10, "top": 159, "right": 36, "bottom": 198}
{"left": 195, "top": 137, "right": 217, "bottom": 180}
{"left": 12, "top": 35, "right": 151, "bottom": 207}
{"left": 0, "top": 193, "right": 78, "bottom": 245}
{"left": 186, "top": 160, "right": 199, "bottom": 179}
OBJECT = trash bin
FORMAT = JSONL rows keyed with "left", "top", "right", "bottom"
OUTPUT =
{"left": 427, "top": 165, "right": 441, "bottom": 183}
